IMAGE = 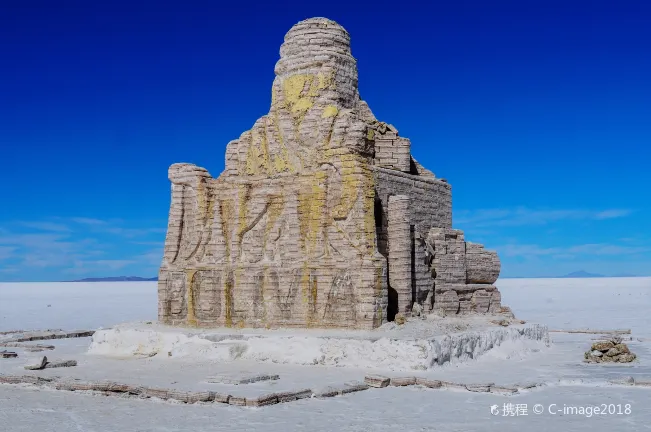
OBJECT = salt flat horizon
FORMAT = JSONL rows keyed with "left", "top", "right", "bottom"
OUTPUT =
{"left": 2, "top": 276, "right": 651, "bottom": 431}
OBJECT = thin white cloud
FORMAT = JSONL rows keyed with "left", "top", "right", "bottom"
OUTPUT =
{"left": 18, "top": 221, "right": 71, "bottom": 232}
{"left": 0, "top": 246, "right": 16, "bottom": 261}
{"left": 455, "top": 207, "right": 633, "bottom": 227}
{"left": 71, "top": 217, "right": 109, "bottom": 226}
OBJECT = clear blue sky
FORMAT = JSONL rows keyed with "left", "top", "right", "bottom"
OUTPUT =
{"left": 1, "top": 0, "right": 649, "bottom": 281}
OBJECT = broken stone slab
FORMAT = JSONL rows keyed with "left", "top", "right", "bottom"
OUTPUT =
{"left": 44, "top": 360, "right": 77, "bottom": 368}
{"left": 389, "top": 377, "right": 416, "bottom": 387}
{"left": 24, "top": 347, "right": 47, "bottom": 353}
{"left": 1, "top": 351, "right": 18, "bottom": 358}
{"left": 634, "top": 379, "right": 651, "bottom": 387}
{"left": 313, "top": 386, "right": 340, "bottom": 398}
{"left": 212, "top": 393, "right": 231, "bottom": 404}
{"left": 228, "top": 396, "right": 247, "bottom": 406}
{"left": 55, "top": 380, "right": 96, "bottom": 391}
{"left": 514, "top": 382, "right": 542, "bottom": 390}
{"left": 364, "top": 375, "right": 390, "bottom": 388}
{"left": 273, "top": 389, "right": 312, "bottom": 403}
{"left": 13, "top": 330, "right": 95, "bottom": 343}
{"left": 551, "top": 329, "right": 632, "bottom": 335}
{"left": 142, "top": 387, "right": 170, "bottom": 399}
{"left": 440, "top": 381, "right": 467, "bottom": 390}
{"left": 0, "top": 343, "right": 55, "bottom": 350}
{"left": 0, "top": 375, "right": 26, "bottom": 384}
{"left": 341, "top": 381, "right": 369, "bottom": 394}
{"left": 465, "top": 383, "right": 494, "bottom": 393}
{"left": 24, "top": 356, "right": 48, "bottom": 370}
{"left": 489, "top": 385, "right": 519, "bottom": 395}
{"left": 246, "top": 394, "right": 279, "bottom": 407}
{"left": 609, "top": 376, "right": 635, "bottom": 386}
{"left": 207, "top": 373, "right": 280, "bottom": 385}
{"left": 415, "top": 378, "right": 442, "bottom": 389}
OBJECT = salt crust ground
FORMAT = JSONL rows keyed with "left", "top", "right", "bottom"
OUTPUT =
{"left": 86, "top": 317, "right": 549, "bottom": 371}
{"left": 1, "top": 278, "right": 650, "bottom": 431}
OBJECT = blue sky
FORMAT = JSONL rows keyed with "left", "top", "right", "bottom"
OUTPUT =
{"left": 1, "top": 0, "right": 649, "bottom": 281}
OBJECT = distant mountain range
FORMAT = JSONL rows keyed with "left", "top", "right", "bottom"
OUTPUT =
{"left": 70, "top": 276, "right": 158, "bottom": 282}
{"left": 559, "top": 270, "right": 638, "bottom": 278}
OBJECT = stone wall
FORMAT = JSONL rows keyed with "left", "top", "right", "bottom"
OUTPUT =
{"left": 158, "top": 17, "right": 504, "bottom": 329}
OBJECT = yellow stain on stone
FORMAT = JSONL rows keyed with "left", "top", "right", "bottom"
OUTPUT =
{"left": 283, "top": 74, "right": 315, "bottom": 116}
{"left": 366, "top": 128, "right": 375, "bottom": 141}
{"left": 322, "top": 105, "right": 338, "bottom": 118}
{"left": 264, "top": 194, "right": 285, "bottom": 250}
{"left": 237, "top": 185, "right": 250, "bottom": 240}
{"left": 333, "top": 153, "right": 361, "bottom": 219}
{"left": 297, "top": 171, "right": 327, "bottom": 255}
{"left": 361, "top": 167, "right": 377, "bottom": 254}
{"left": 185, "top": 270, "right": 198, "bottom": 327}
{"left": 219, "top": 199, "right": 235, "bottom": 261}
{"left": 260, "top": 122, "right": 271, "bottom": 174}
{"left": 224, "top": 272, "right": 233, "bottom": 327}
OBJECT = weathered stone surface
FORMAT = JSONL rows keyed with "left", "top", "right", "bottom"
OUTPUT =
{"left": 246, "top": 394, "right": 279, "bottom": 407}
{"left": 592, "top": 341, "right": 615, "bottom": 352}
{"left": 24, "top": 356, "right": 47, "bottom": 370}
{"left": 465, "top": 383, "right": 493, "bottom": 393}
{"left": 619, "top": 353, "right": 636, "bottom": 363}
{"left": 434, "top": 290, "right": 459, "bottom": 315}
{"left": 615, "top": 343, "right": 630, "bottom": 354}
{"left": 158, "top": 17, "right": 503, "bottom": 329}
{"left": 390, "top": 377, "right": 416, "bottom": 386}
{"left": 465, "top": 243, "right": 500, "bottom": 284}
{"left": 415, "top": 378, "right": 442, "bottom": 388}
{"left": 44, "top": 360, "right": 77, "bottom": 368}
{"left": 228, "top": 396, "right": 247, "bottom": 406}
{"left": 313, "top": 386, "right": 340, "bottom": 398}
{"left": 274, "top": 389, "right": 312, "bottom": 403}
{"left": 470, "top": 289, "right": 491, "bottom": 313}
{"left": 364, "top": 375, "right": 390, "bottom": 388}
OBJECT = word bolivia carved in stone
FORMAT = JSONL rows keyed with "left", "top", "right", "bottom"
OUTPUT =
{"left": 158, "top": 17, "right": 502, "bottom": 329}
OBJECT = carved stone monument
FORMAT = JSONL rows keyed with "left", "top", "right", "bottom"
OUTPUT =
{"left": 158, "top": 17, "right": 502, "bottom": 329}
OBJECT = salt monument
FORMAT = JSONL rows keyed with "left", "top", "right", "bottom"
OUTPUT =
{"left": 158, "top": 17, "right": 503, "bottom": 329}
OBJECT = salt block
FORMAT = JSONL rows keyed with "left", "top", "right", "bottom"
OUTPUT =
{"left": 207, "top": 372, "right": 280, "bottom": 385}
{"left": 415, "top": 378, "right": 442, "bottom": 389}
{"left": 24, "top": 356, "right": 47, "bottom": 370}
{"left": 246, "top": 394, "right": 279, "bottom": 407}
{"left": 364, "top": 375, "right": 390, "bottom": 388}
{"left": 390, "top": 377, "right": 416, "bottom": 386}
{"left": 44, "top": 360, "right": 77, "bottom": 368}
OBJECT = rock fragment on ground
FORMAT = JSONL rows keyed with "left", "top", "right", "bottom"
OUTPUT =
{"left": 584, "top": 337, "right": 637, "bottom": 364}
{"left": 24, "top": 356, "right": 48, "bottom": 370}
{"left": 44, "top": 360, "right": 77, "bottom": 368}
{"left": 1, "top": 351, "right": 18, "bottom": 358}
{"left": 364, "top": 375, "right": 390, "bottom": 388}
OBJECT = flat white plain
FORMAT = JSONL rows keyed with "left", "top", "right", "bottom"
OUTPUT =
{"left": 0, "top": 277, "right": 650, "bottom": 432}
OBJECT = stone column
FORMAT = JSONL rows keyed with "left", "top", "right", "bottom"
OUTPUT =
{"left": 388, "top": 195, "right": 412, "bottom": 314}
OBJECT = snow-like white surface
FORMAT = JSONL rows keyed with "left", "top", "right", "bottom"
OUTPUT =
{"left": 1, "top": 278, "right": 651, "bottom": 431}
{"left": 0, "top": 282, "right": 156, "bottom": 331}
{"left": 87, "top": 321, "right": 548, "bottom": 370}
{"left": 498, "top": 277, "right": 651, "bottom": 337}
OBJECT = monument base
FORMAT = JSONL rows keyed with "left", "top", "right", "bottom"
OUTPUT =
{"left": 89, "top": 318, "right": 549, "bottom": 371}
